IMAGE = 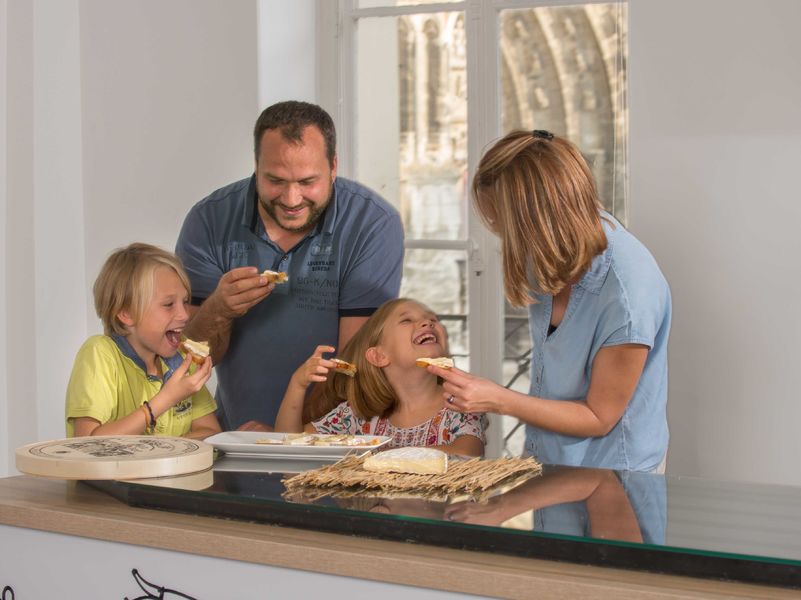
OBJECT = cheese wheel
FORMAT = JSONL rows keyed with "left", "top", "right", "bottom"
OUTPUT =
{"left": 363, "top": 447, "right": 448, "bottom": 475}
{"left": 15, "top": 435, "right": 213, "bottom": 480}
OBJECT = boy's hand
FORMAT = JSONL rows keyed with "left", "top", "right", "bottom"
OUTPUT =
{"left": 290, "top": 345, "right": 336, "bottom": 392}
{"left": 160, "top": 354, "right": 213, "bottom": 407}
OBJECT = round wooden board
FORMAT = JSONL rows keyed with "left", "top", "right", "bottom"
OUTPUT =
{"left": 16, "top": 435, "right": 213, "bottom": 480}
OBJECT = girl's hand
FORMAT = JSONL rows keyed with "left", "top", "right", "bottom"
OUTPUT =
{"left": 289, "top": 345, "right": 336, "bottom": 392}
{"left": 160, "top": 354, "right": 213, "bottom": 407}
{"left": 429, "top": 365, "right": 507, "bottom": 414}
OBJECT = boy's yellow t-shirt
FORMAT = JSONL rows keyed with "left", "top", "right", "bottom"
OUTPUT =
{"left": 65, "top": 335, "right": 216, "bottom": 437}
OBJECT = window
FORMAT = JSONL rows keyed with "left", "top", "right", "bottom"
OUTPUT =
{"left": 321, "top": 0, "right": 628, "bottom": 457}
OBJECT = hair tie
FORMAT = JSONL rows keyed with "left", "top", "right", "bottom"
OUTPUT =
{"left": 532, "top": 129, "right": 554, "bottom": 140}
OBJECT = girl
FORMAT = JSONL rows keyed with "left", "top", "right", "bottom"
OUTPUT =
{"left": 431, "top": 130, "right": 671, "bottom": 472}
{"left": 275, "top": 298, "right": 485, "bottom": 456}
{"left": 66, "top": 243, "right": 221, "bottom": 439}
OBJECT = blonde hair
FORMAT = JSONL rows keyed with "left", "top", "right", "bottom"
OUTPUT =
{"left": 93, "top": 243, "right": 191, "bottom": 336}
{"left": 472, "top": 131, "right": 609, "bottom": 306}
{"left": 305, "top": 298, "right": 445, "bottom": 421}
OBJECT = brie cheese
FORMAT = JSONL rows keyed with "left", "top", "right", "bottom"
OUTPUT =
{"left": 363, "top": 447, "right": 448, "bottom": 475}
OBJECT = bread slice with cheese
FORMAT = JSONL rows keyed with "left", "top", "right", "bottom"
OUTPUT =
{"left": 331, "top": 358, "right": 357, "bottom": 377}
{"left": 180, "top": 338, "right": 210, "bottom": 364}
{"left": 363, "top": 447, "right": 448, "bottom": 475}
{"left": 415, "top": 357, "right": 454, "bottom": 369}
{"left": 261, "top": 269, "right": 288, "bottom": 284}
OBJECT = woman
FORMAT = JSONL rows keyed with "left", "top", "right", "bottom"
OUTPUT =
{"left": 430, "top": 130, "right": 671, "bottom": 472}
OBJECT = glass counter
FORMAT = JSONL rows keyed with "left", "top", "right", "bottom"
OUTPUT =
{"left": 89, "top": 456, "right": 801, "bottom": 589}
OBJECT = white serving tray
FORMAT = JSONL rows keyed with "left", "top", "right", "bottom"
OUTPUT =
{"left": 205, "top": 431, "right": 391, "bottom": 460}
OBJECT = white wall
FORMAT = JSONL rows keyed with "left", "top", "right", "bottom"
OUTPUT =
{"left": 33, "top": 0, "right": 87, "bottom": 459}
{"left": 4, "top": 0, "right": 38, "bottom": 477}
{"left": 1, "top": 0, "right": 258, "bottom": 475}
{"left": 629, "top": 0, "right": 801, "bottom": 485}
{"left": 0, "top": 0, "right": 8, "bottom": 475}
{"left": 257, "top": 0, "right": 317, "bottom": 108}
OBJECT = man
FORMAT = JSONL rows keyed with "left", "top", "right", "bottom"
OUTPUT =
{"left": 176, "top": 101, "right": 404, "bottom": 431}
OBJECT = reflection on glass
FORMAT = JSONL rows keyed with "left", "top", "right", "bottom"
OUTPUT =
{"left": 358, "top": 0, "right": 463, "bottom": 9}
{"left": 356, "top": 12, "right": 467, "bottom": 241}
{"left": 109, "top": 465, "right": 801, "bottom": 580}
{"left": 445, "top": 466, "right": 665, "bottom": 545}
{"left": 499, "top": 3, "right": 628, "bottom": 457}
{"left": 309, "top": 465, "right": 665, "bottom": 547}
{"left": 400, "top": 248, "right": 468, "bottom": 370}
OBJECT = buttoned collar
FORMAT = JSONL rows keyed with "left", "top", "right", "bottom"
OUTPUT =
{"left": 111, "top": 334, "right": 182, "bottom": 382}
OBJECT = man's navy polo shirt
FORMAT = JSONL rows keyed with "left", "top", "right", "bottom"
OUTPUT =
{"left": 176, "top": 175, "right": 404, "bottom": 429}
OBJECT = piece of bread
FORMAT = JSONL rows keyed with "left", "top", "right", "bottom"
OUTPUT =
{"left": 261, "top": 269, "right": 288, "bottom": 284}
{"left": 363, "top": 447, "right": 448, "bottom": 475}
{"left": 180, "top": 338, "right": 210, "bottom": 364}
{"left": 415, "top": 357, "right": 454, "bottom": 369}
{"left": 331, "top": 358, "right": 357, "bottom": 377}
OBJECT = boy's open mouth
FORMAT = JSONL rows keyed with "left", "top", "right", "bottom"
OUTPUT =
{"left": 165, "top": 329, "right": 182, "bottom": 346}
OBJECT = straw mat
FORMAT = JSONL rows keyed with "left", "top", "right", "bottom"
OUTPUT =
{"left": 282, "top": 455, "right": 542, "bottom": 501}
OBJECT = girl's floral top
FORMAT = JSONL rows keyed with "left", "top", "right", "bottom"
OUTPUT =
{"left": 311, "top": 401, "right": 487, "bottom": 449}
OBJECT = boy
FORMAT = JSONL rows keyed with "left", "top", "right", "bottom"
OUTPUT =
{"left": 66, "top": 243, "right": 221, "bottom": 439}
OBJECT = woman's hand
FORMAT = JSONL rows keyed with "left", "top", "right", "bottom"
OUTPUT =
{"left": 443, "top": 497, "right": 506, "bottom": 527}
{"left": 429, "top": 366, "right": 508, "bottom": 414}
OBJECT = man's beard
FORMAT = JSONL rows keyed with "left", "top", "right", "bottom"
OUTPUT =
{"left": 259, "top": 182, "right": 333, "bottom": 234}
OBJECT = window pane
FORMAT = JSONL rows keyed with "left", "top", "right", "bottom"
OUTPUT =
{"left": 499, "top": 4, "right": 628, "bottom": 457}
{"left": 355, "top": 12, "right": 468, "bottom": 241}
{"left": 499, "top": 4, "right": 628, "bottom": 221}
{"left": 400, "top": 248, "right": 469, "bottom": 370}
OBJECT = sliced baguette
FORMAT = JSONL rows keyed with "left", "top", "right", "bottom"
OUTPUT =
{"left": 180, "top": 338, "right": 210, "bottom": 364}
{"left": 415, "top": 356, "right": 454, "bottom": 369}
{"left": 331, "top": 358, "right": 357, "bottom": 377}
{"left": 261, "top": 269, "right": 288, "bottom": 284}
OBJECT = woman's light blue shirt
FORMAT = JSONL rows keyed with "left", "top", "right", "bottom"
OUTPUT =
{"left": 524, "top": 213, "right": 671, "bottom": 472}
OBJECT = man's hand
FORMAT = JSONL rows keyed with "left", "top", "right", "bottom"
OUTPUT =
{"left": 208, "top": 266, "right": 275, "bottom": 320}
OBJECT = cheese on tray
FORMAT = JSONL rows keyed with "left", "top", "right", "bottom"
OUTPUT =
{"left": 363, "top": 447, "right": 448, "bottom": 475}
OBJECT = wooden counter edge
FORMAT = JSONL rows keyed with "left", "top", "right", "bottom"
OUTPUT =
{"left": 0, "top": 475, "right": 792, "bottom": 600}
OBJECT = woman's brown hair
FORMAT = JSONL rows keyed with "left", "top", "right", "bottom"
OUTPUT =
{"left": 472, "top": 130, "right": 608, "bottom": 306}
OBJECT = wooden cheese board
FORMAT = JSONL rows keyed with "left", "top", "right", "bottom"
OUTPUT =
{"left": 16, "top": 435, "right": 213, "bottom": 480}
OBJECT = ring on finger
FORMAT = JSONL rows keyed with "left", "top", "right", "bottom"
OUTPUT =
{"left": 447, "top": 394, "right": 455, "bottom": 404}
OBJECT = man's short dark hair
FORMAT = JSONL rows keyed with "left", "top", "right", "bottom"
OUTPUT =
{"left": 254, "top": 101, "right": 337, "bottom": 167}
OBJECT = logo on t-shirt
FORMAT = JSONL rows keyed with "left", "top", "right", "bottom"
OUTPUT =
{"left": 174, "top": 399, "right": 193, "bottom": 415}
{"left": 310, "top": 243, "right": 333, "bottom": 256}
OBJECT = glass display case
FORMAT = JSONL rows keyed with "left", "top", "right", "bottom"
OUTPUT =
{"left": 90, "top": 456, "right": 801, "bottom": 590}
